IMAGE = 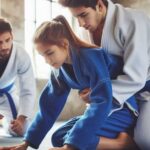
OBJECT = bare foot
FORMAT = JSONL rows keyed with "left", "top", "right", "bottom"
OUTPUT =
{"left": 97, "top": 132, "right": 139, "bottom": 150}
{"left": 117, "top": 132, "right": 139, "bottom": 150}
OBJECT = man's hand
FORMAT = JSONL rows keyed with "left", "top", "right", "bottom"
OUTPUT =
{"left": 10, "top": 115, "right": 27, "bottom": 136}
{"left": 79, "top": 88, "right": 91, "bottom": 104}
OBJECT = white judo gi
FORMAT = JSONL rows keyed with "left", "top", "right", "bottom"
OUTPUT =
{"left": 79, "top": 1, "right": 150, "bottom": 149}
{"left": 0, "top": 42, "right": 36, "bottom": 135}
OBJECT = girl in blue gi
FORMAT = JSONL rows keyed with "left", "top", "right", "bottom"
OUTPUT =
{"left": 0, "top": 15, "right": 141, "bottom": 150}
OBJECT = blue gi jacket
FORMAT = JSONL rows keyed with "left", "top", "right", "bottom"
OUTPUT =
{"left": 25, "top": 47, "right": 138, "bottom": 150}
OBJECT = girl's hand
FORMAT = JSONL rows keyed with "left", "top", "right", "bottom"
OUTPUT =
{"left": 0, "top": 142, "right": 29, "bottom": 150}
{"left": 0, "top": 146, "right": 16, "bottom": 150}
{"left": 48, "top": 148, "right": 65, "bottom": 150}
{"left": 48, "top": 145, "right": 77, "bottom": 150}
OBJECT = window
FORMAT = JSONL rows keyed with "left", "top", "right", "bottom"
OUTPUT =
{"left": 0, "top": 0, "right": 1, "bottom": 16}
{"left": 25, "top": 0, "right": 73, "bottom": 79}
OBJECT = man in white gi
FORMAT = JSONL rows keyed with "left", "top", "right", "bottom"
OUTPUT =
{"left": 0, "top": 18, "right": 36, "bottom": 136}
{"left": 59, "top": 0, "right": 150, "bottom": 149}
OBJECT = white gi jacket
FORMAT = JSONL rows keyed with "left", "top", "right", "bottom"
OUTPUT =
{"left": 0, "top": 42, "right": 35, "bottom": 120}
{"left": 81, "top": 1, "right": 150, "bottom": 104}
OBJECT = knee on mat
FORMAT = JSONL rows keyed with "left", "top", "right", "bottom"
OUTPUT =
{"left": 51, "top": 130, "right": 64, "bottom": 147}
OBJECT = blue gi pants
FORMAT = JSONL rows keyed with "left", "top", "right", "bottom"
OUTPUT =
{"left": 51, "top": 104, "right": 136, "bottom": 148}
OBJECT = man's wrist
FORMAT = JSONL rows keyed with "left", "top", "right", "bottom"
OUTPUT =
{"left": 17, "top": 115, "right": 27, "bottom": 122}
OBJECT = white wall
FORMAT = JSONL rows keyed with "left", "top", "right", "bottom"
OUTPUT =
{"left": 1, "top": 0, "right": 25, "bottom": 45}
{"left": 112, "top": 0, "right": 150, "bottom": 16}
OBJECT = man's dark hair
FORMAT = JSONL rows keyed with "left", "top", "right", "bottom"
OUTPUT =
{"left": 59, "top": 0, "right": 108, "bottom": 9}
{"left": 0, "top": 18, "right": 12, "bottom": 34}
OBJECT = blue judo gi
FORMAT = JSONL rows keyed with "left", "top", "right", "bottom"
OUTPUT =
{"left": 25, "top": 47, "right": 143, "bottom": 150}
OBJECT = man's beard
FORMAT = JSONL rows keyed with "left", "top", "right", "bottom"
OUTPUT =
{"left": 0, "top": 49, "right": 11, "bottom": 62}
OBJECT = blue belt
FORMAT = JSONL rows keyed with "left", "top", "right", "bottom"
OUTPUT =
{"left": 0, "top": 83, "right": 17, "bottom": 119}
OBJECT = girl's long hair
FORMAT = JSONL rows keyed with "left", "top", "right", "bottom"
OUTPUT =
{"left": 33, "top": 15, "right": 97, "bottom": 49}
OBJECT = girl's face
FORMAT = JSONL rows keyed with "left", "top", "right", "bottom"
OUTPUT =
{"left": 35, "top": 42, "right": 70, "bottom": 69}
